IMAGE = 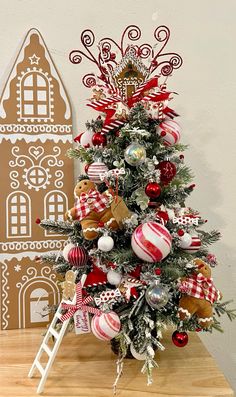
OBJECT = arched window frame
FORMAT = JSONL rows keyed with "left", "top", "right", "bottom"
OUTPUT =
{"left": 20, "top": 71, "right": 51, "bottom": 120}
{"left": 6, "top": 191, "right": 31, "bottom": 238}
{"left": 44, "top": 191, "right": 68, "bottom": 236}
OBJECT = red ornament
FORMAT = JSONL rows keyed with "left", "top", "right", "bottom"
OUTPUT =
{"left": 145, "top": 182, "right": 161, "bottom": 198}
{"left": 158, "top": 160, "right": 177, "bottom": 184}
{"left": 177, "top": 229, "right": 185, "bottom": 237}
{"left": 155, "top": 268, "right": 162, "bottom": 276}
{"left": 35, "top": 218, "right": 41, "bottom": 224}
{"left": 92, "top": 132, "right": 107, "bottom": 147}
{"left": 156, "top": 210, "right": 169, "bottom": 225}
{"left": 68, "top": 246, "right": 89, "bottom": 268}
{"left": 172, "top": 330, "right": 189, "bottom": 347}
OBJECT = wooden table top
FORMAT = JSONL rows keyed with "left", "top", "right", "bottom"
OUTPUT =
{"left": 0, "top": 327, "right": 234, "bottom": 397}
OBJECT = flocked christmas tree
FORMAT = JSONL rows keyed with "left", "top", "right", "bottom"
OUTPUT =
{"left": 37, "top": 25, "right": 235, "bottom": 387}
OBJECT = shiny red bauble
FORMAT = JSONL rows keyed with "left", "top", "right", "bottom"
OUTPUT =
{"left": 158, "top": 160, "right": 177, "bottom": 184}
{"left": 156, "top": 210, "right": 169, "bottom": 225}
{"left": 68, "top": 246, "right": 89, "bottom": 268}
{"left": 92, "top": 132, "right": 107, "bottom": 147}
{"left": 145, "top": 182, "right": 161, "bottom": 198}
{"left": 172, "top": 330, "right": 189, "bottom": 347}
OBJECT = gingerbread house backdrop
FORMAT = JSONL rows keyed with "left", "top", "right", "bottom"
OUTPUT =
{"left": 0, "top": 29, "right": 74, "bottom": 330}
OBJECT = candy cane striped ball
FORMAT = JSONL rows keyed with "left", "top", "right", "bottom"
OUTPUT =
{"left": 157, "top": 119, "right": 181, "bottom": 146}
{"left": 87, "top": 162, "right": 108, "bottom": 184}
{"left": 91, "top": 312, "right": 121, "bottom": 341}
{"left": 131, "top": 222, "right": 172, "bottom": 263}
{"left": 182, "top": 234, "right": 201, "bottom": 254}
{"left": 67, "top": 246, "right": 88, "bottom": 267}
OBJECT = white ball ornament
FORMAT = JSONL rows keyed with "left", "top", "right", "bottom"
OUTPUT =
{"left": 97, "top": 235, "right": 114, "bottom": 252}
{"left": 107, "top": 269, "right": 122, "bottom": 286}
{"left": 80, "top": 129, "right": 94, "bottom": 148}
{"left": 130, "top": 343, "right": 146, "bottom": 360}
{"left": 131, "top": 222, "right": 172, "bottom": 263}
{"left": 91, "top": 312, "right": 121, "bottom": 341}
{"left": 62, "top": 243, "right": 75, "bottom": 261}
{"left": 179, "top": 232, "right": 192, "bottom": 249}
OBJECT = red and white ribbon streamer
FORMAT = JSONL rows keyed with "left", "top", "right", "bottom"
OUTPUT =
{"left": 60, "top": 282, "right": 101, "bottom": 322}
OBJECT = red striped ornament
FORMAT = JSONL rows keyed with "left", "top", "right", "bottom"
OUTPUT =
{"left": 91, "top": 311, "right": 121, "bottom": 341}
{"left": 157, "top": 119, "right": 181, "bottom": 146}
{"left": 68, "top": 246, "right": 89, "bottom": 267}
{"left": 87, "top": 162, "right": 108, "bottom": 184}
{"left": 131, "top": 222, "right": 172, "bottom": 263}
{"left": 182, "top": 233, "right": 201, "bottom": 254}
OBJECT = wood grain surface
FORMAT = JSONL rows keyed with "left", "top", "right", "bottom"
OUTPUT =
{"left": 0, "top": 328, "right": 234, "bottom": 397}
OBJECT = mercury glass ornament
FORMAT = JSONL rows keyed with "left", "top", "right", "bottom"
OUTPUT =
{"left": 145, "top": 279, "right": 169, "bottom": 309}
{"left": 124, "top": 142, "right": 146, "bottom": 166}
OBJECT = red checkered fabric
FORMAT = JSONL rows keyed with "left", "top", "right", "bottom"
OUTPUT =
{"left": 179, "top": 274, "right": 219, "bottom": 304}
{"left": 74, "top": 189, "right": 111, "bottom": 221}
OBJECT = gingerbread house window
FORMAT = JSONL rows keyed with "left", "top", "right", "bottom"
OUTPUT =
{"left": 7, "top": 192, "right": 31, "bottom": 238}
{"left": 30, "top": 288, "right": 49, "bottom": 323}
{"left": 44, "top": 191, "right": 68, "bottom": 236}
{"left": 20, "top": 72, "right": 50, "bottom": 119}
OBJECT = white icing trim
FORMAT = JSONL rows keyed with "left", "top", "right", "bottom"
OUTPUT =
{"left": 198, "top": 316, "right": 213, "bottom": 323}
{"left": 0, "top": 133, "right": 73, "bottom": 144}
{"left": 177, "top": 307, "right": 191, "bottom": 318}
{"left": 1, "top": 261, "right": 9, "bottom": 329}
{"left": 0, "top": 124, "right": 72, "bottom": 133}
{"left": 0, "top": 250, "right": 60, "bottom": 261}
{"left": 0, "top": 240, "right": 66, "bottom": 254}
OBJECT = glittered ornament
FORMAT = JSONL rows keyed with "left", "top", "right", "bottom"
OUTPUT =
{"left": 124, "top": 142, "right": 146, "bottom": 166}
{"left": 97, "top": 235, "right": 114, "bottom": 252}
{"left": 87, "top": 161, "right": 108, "bottom": 184}
{"left": 172, "top": 330, "right": 188, "bottom": 347}
{"left": 80, "top": 130, "right": 95, "bottom": 148}
{"left": 145, "top": 182, "right": 161, "bottom": 198}
{"left": 91, "top": 311, "right": 121, "bottom": 341}
{"left": 145, "top": 279, "right": 169, "bottom": 309}
{"left": 63, "top": 242, "right": 75, "bottom": 261}
{"left": 92, "top": 132, "right": 107, "bottom": 147}
{"left": 158, "top": 160, "right": 177, "bottom": 184}
{"left": 107, "top": 269, "right": 122, "bottom": 286}
{"left": 67, "top": 246, "right": 89, "bottom": 267}
{"left": 131, "top": 222, "right": 172, "bottom": 262}
{"left": 156, "top": 119, "right": 181, "bottom": 146}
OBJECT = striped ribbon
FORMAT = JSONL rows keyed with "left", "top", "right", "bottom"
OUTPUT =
{"left": 60, "top": 282, "right": 101, "bottom": 322}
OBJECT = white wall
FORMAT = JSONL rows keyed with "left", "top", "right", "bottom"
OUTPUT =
{"left": 0, "top": 0, "right": 236, "bottom": 391}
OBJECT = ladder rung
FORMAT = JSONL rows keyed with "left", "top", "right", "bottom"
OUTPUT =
{"left": 49, "top": 327, "right": 59, "bottom": 339}
{"left": 35, "top": 361, "right": 45, "bottom": 376}
{"left": 42, "top": 343, "right": 52, "bottom": 357}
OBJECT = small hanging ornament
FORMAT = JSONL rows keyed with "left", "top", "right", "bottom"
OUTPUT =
{"left": 91, "top": 311, "right": 121, "bottom": 341}
{"left": 124, "top": 142, "right": 146, "bottom": 166}
{"left": 97, "top": 235, "right": 114, "bottom": 252}
{"left": 182, "top": 233, "right": 201, "bottom": 254}
{"left": 145, "top": 182, "right": 161, "bottom": 198}
{"left": 131, "top": 222, "right": 172, "bottom": 262}
{"left": 92, "top": 132, "right": 107, "bottom": 147}
{"left": 172, "top": 330, "right": 189, "bottom": 347}
{"left": 130, "top": 343, "right": 146, "bottom": 360}
{"left": 178, "top": 229, "right": 192, "bottom": 249}
{"left": 67, "top": 246, "right": 89, "bottom": 267}
{"left": 156, "top": 119, "right": 181, "bottom": 146}
{"left": 145, "top": 279, "right": 169, "bottom": 309}
{"left": 107, "top": 269, "right": 122, "bottom": 286}
{"left": 87, "top": 161, "right": 109, "bottom": 184}
{"left": 158, "top": 160, "right": 177, "bottom": 184}
{"left": 62, "top": 242, "right": 75, "bottom": 261}
{"left": 156, "top": 210, "right": 169, "bottom": 225}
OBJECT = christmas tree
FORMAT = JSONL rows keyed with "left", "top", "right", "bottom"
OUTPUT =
{"left": 37, "top": 25, "right": 235, "bottom": 387}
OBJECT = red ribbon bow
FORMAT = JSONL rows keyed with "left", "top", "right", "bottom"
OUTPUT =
{"left": 60, "top": 282, "right": 101, "bottom": 322}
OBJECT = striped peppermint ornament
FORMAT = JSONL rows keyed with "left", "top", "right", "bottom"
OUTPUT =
{"left": 87, "top": 161, "right": 108, "bottom": 184}
{"left": 67, "top": 246, "right": 89, "bottom": 267}
{"left": 91, "top": 311, "right": 121, "bottom": 341}
{"left": 131, "top": 222, "right": 172, "bottom": 263}
{"left": 157, "top": 119, "right": 181, "bottom": 146}
{"left": 182, "top": 233, "right": 201, "bottom": 254}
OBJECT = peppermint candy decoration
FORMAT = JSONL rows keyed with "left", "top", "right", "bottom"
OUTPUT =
{"left": 131, "top": 222, "right": 172, "bottom": 263}
{"left": 157, "top": 119, "right": 181, "bottom": 146}
{"left": 91, "top": 311, "right": 121, "bottom": 341}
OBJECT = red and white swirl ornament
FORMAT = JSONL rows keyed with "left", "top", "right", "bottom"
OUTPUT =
{"left": 87, "top": 161, "right": 109, "bottom": 184}
{"left": 182, "top": 233, "right": 201, "bottom": 254}
{"left": 91, "top": 311, "right": 121, "bottom": 341}
{"left": 131, "top": 222, "right": 172, "bottom": 263}
{"left": 157, "top": 119, "right": 181, "bottom": 146}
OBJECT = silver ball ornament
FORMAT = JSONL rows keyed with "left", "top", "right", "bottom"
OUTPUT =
{"left": 124, "top": 142, "right": 146, "bottom": 166}
{"left": 145, "top": 280, "right": 169, "bottom": 309}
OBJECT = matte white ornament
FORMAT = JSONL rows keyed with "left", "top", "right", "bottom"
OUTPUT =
{"left": 130, "top": 343, "right": 146, "bottom": 360}
{"left": 107, "top": 269, "right": 122, "bottom": 286}
{"left": 62, "top": 243, "right": 75, "bottom": 261}
{"left": 179, "top": 232, "right": 192, "bottom": 249}
{"left": 97, "top": 235, "right": 114, "bottom": 252}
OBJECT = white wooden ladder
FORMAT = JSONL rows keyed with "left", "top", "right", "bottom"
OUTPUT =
{"left": 28, "top": 273, "right": 85, "bottom": 394}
